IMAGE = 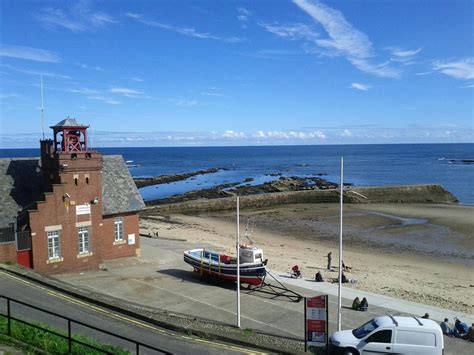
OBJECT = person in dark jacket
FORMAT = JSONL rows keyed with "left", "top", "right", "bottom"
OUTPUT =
{"left": 327, "top": 252, "right": 332, "bottom": 270}
{"left": 352, "top": 297, "right": 360, "bottom": 310}
{"left": 315, "top": 270, "right": 324, "bottom": 282}
{"left": 359, "top": 297, "right": 368, "bottom": 311}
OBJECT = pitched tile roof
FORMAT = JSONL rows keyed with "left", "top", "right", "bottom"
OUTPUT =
{"left": 50, "top": 118, "right": 89, "bottom": 128}
{"left": 0, "top": 155, "right": 144, "bottom": 227}
{"left": 101, "top": 155, "right": 146, "bottom": 215}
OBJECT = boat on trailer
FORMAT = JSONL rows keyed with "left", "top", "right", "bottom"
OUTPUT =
{"left": 183, "top": 245, "right": 267, "bottom": 286}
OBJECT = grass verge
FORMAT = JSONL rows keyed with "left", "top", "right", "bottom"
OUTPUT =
{"left": 0, "top": 315, "right": 129, "bottom": 354}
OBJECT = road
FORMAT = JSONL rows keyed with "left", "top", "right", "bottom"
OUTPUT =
{"left": 0, "top": 271, "right": 268, "bottom": 355}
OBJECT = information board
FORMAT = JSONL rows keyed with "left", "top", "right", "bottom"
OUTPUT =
{"left": 76, "top": 204, "right": 91, "bottom": 215}
{"left": 305, "top": 295, "right": 328, "bottom": 351}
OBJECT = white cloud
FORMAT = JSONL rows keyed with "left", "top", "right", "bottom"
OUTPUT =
{"left": 2, "top": 64, "right": 70, "bottom": 79}
{"left": 258, "top": 22, "right": 318, "bottom": 41}
{"left": 388, "top": 47, "right": 422, "bottom": 58}
{"left": 222, "top": 130, "right": 246, "bottom": 139}
{"left": 75, "top": 62, "right": 104, "bottom": 71}
{"left": 37, "top": 2, "right": 116, "bottom": 33}
{"left": 87, "top": 95, "right": 120, "bottom": 105}
{"left": 415, "top": 71, "right": 432, "bottom": 76}
{"left": 260, "top": 0, "right": 400, "bottom": 78}
{"left": 0, "top": 45, "right": 60, "bottom": 63}
{"left": 110, "top": 87, "right": 144, "bottom": 98}
{"left": 433, "top": 59, "right": 474, "bottom": 80}
{"left": 350, "top": 82, "right": 371, "bottom": 91}
{"left": 461, "top": 84, "right": 474, "bottom": 88}
{"left": 341, "top": 129, "right": 352, "bottom": 137}
{"left": 126, "top": 13, "right": 242, "bottom": 43}
{"left": 237, "top": 8, "right": 251, "bottom": 27}
{"left": 69, "top": 87, "right": 100, "bottom": 95}
{"left": 252, "top": 130, "right": 326, "bottom": 140}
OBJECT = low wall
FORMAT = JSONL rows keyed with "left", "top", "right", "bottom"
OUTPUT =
{"left": 0, "top": 242, "right": 16, "bottom": 264}
{"left": 142, "top": 184, "right": 458, "bottom": 216}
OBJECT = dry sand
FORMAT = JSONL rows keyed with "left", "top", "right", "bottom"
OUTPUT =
{"left": 140, "top": 203, "right": 474, "bottom": 314}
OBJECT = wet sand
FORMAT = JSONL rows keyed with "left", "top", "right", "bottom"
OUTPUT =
{"left": 140, "top": 203, "right": 474, "bottom": 314}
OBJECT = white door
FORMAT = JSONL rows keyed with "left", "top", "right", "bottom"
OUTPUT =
{"left": 361, "top": 329, "right": 394, "bottom": 354}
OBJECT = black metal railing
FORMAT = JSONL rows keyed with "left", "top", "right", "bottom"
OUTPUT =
{"left": 0, "top": 295, "right": 172, "bottom": 354}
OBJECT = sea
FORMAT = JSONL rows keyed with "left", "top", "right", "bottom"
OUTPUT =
{"left": 1, "top": 143, "right": 473, "bottom": 204}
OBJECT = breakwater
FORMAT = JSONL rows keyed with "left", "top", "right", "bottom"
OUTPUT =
{"left": 142, "top": 184, "right": 458, "bottom": 216}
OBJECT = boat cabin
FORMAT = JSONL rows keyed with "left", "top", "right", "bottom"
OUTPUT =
{"left": 239, "top": 245, "right": 264, "bottom": 264}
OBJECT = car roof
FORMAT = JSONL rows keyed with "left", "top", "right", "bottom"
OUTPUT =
{"left": 374, "top": 316, "right": 440, "bottom": 330}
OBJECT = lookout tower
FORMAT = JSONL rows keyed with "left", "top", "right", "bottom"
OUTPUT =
{"left": 51, "top": 118, "right": 89, "bottom": 153}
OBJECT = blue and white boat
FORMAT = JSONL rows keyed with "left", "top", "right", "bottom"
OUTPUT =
{"left": 183, "top": 245, "right": 267, "bottom": 286}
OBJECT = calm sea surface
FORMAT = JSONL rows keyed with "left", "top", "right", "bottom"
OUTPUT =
{"left": 1, "top": 144, "right": 473, "bottom": 204}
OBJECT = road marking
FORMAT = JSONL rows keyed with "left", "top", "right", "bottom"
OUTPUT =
{"left": 0, "top": 271, "right": 268, "bottom": 354}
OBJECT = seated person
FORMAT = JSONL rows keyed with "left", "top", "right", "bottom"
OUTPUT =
{"left": 291, "top": 265, "right": 301, "bottom": 278}
{"left": 341, "top": 272, "right": 348, "bottom": 283}
{"left": 421, "top": 313, "right": 429, "bottom": 319}
{"left": 315, "top": 270, "right": 323, "bottom": 282}
{"left": 359, "top": 297, "right": 368, "bottom": 311}
{"left": 454, "top": 319, "right": 468, "bottom": 336}
{"left": 352, "top": 297, "right": 360, "bottom": 310}
{"left": 440, "top": 318, "right": 451, "bottom": 335}
{"left": 464, "top": 323, "right": 474, "bottom": 342}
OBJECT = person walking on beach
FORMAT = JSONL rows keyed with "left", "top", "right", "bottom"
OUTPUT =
{"left": 327, "top": 252, "right": 332, "bottom": 270}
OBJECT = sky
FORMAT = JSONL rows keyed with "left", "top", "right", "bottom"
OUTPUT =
{"left": 0, "top": 0, "right": 473, "bottom": 148}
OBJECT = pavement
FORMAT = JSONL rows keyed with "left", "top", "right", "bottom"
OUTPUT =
{"left": 47, "top": 236, "right": 474, "bottom": 354}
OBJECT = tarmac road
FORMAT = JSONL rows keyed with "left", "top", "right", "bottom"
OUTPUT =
{"left": 0, "top": 271, "right": 269, "bottom": 355}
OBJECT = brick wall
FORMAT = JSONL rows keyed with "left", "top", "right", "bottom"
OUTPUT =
{"left": 0, "top": 242, "right": 16, "bottom": 264}
{"left": 102, "top": 213, "right": 140, "bottom": 260}
{"left": 29, "top": 153, "right": 104, "bottom": 274}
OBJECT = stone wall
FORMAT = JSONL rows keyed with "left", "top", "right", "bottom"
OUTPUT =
{"left": 142, "top": 184, "right": 458, "bottom": 216}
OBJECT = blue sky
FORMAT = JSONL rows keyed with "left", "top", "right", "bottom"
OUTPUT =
{"left": 1, "top": 0, "right": 473, "bottom": 147}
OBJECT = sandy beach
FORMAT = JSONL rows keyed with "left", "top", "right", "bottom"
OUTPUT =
{"left": 141, "top": 202, "right": 474, "bottom": 314}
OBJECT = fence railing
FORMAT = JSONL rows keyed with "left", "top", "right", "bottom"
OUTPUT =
{"left": 16, "top": 231, "right": 31, "bottom": 251}
{"left": 0, "top": 225, "right": 15, "bottom": 244}
{"left": 0, "top": 295, "right": 172, "bottom": 354}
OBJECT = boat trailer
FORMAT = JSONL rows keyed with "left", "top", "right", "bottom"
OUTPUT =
{"left": 246, "top": 270, "right": 303, "bottom": 303}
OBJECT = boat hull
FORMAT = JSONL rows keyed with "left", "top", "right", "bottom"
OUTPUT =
{"left": 184, "top": 250, "right": 266, "bottom": 286}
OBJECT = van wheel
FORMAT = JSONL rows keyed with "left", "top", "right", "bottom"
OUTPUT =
{"left": 343, "top": 348, "right": 359, "bottom": 355}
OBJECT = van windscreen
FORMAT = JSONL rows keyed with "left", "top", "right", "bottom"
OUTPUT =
{"left": 353, "top": 320, "right": 379, "bottom": 339}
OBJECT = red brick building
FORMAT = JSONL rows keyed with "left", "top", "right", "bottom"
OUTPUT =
{"left": 0, "top": 119, "right": 145, "bottom": 273}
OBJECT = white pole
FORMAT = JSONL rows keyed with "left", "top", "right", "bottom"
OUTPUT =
{"left": 236, "top": 196, "right": 241, "bottom": 328}
{"left": 40, "top": 75, "right": 45, "bottom": 140}
{"left": 338, "top": 157, "right": 344, "bottom": 331}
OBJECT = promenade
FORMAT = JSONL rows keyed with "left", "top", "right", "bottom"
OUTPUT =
{"left": 53, "top": 236, "right": 473, "bottom": 354}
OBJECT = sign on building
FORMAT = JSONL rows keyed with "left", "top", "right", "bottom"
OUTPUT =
{"left": 305, "top": 295, "right": 328, "bottom": 352}
{"left": 76, "top": 204, "right": 91, "bottom": 215}
{"left": 128, "top": 233, "right": 135, "bottom": 245}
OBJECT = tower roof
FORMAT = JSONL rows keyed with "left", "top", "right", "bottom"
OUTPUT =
{"left": 50, "top": 118, "right": 89, "bottom": 129}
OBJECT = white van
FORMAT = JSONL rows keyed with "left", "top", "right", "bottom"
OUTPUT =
{"left": 329, "top": 315, "right": 444, "bottom": 355}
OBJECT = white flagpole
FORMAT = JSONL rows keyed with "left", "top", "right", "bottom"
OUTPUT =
{"left": 236, "top": 196, "right": 241, "bottom": 328}
{"left": 337, "top": 157, "right": 343, "bottom": 331}
{"left": 40, "top": 75, "right": 45, "bottom": 140}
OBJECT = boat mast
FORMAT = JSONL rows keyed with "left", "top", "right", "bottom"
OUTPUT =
{"left": 236, "top": 196, "right": 241, "bottom": 328}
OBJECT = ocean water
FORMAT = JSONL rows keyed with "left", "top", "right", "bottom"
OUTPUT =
{"left": 1, "top": 144, "right": 473, "bottom": 204}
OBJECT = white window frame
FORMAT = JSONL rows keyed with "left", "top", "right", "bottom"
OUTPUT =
{"left": 114, "top": 217, "right": 124, "bottom": 241}
{"left": 47, "top": 230, "right": 60, "bottom": 259}
{"left": 77, "top": 226, "right": 90, "bottom": 254}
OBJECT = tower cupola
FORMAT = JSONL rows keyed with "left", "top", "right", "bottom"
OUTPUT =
{"left": 50, "top": 118, "right": 89, "bottom": 153}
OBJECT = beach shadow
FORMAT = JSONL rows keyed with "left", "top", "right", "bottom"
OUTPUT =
{"left": 157, "top": 268, "right": 238, "bottom": 290}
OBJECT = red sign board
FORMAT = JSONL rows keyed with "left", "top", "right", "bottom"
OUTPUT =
{"left": 305, "top": 295, "right": 328, "bottom": 350}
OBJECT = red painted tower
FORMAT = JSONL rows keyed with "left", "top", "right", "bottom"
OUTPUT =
{"left": 51, "top": 118, "right": 89, "bottom": 153}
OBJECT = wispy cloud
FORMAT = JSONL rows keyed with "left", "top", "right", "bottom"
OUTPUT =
{"left": 461, "top": 84, "right": 474, "bottom": 88}
{"left": 75, "top": 62, "right": 104, "bottom": 71}
{"left": 38, "top": 2, "right": 117, "bottom": 33}
{"left": 415, "top": 71, "right": 432, "bottom": 76}
{"left": 237, "top": 7, "right": 251, "bottom": 28}
{"left": 261, "top": 0, "right": 400, "bottom": 78}
{"left": 433, "top": 58, "right": 474, "bottom": 80}
{"left": 125, "top": 77, "right": 144, "bottom": 82}
{"left": 110, "top": 87, "right": 145, "bottom": 98}
{"left": 2, "top": 64, "right": 70, "bottom": 79}
{"left": 126, "top": 13, "right": 242, "bottom": 43}
{"left": 0, "top": 45, "right": 60, "bottom": 63}
{"left": 222, "top": 130, "right": 246, "bottom": 139}
{"left": 253, "top": 130, "right": 326, "bottom": 140}
{"left": 350, "top": 83, "right": 371, "bottom": 91}
{"left": 87, "top": 95, "right": 120, "bottom": 105}
{"left": 69, "top": 87, "right": 100, "bottom": 95}
{"left": 387, "top": 46, "right": 422, "bottom": 65}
